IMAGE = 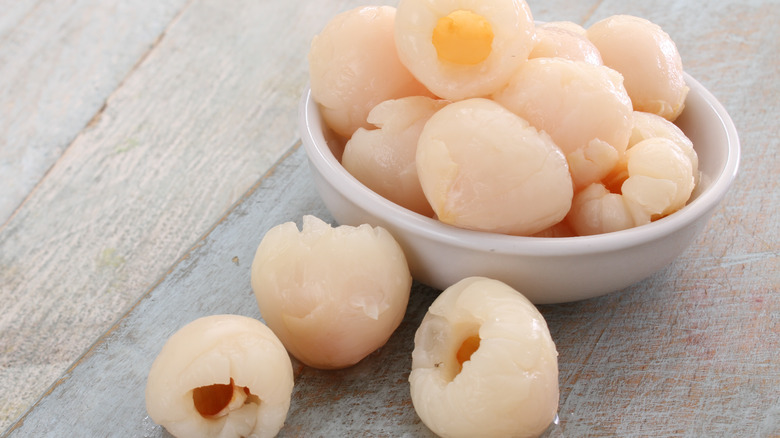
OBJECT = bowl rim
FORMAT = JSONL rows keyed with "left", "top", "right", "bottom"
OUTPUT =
{"left": 300, "top": 72, "right": 740, "bottom": 257}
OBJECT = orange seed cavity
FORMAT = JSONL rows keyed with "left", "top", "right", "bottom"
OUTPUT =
{"left": 432, "top": 10, "right": 494, "bottom": 65}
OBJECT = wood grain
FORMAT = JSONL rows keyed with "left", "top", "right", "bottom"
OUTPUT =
{"left": 2, "top": 145, "right": 324, "bottom": 437}
{"left": 0, "top": 0, "right": 391, "bottom": 430}
{"left": 0, "top": 1, "right": 40, "bottom": 42}
{"left": 0, "top": 0, "right": 189, "bottom": 224}
{"left": 1, "top": 0, "right": 778, "bottom": 436}
{"left": 5, "top": 144, "right": 777, "bottom": 435}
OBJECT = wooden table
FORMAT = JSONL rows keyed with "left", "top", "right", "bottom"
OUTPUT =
{"left": 1, "top": 0, "right": 778, "bottom": 436}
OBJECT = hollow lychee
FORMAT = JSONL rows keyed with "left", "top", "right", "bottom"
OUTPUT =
{"left": 145, "top": 315, "right": 294, "bottom": 438}
{"left": 394, "top": 0, "right": 536, "bottom": 100}
{"left": 409, "top": 277, "right": 559, "bottom": 438}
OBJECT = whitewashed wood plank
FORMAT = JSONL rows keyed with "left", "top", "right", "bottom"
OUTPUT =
{"left": 0, "top": 146, "right": 505, "bottom": 437}
{"left": 0, "top": 1, "right": 40, "bottom": 41}
{"left": 3, "top": 0, "right": 779, "bottom": 436}
{"left": 5, "top": 147, "right": 777, "bottom": 436}
{"left": 2, "top": 144, "right": 322, "bottom": 436}
{"left": 0, "top": 0, "right": 189, "bottom": 224}
{"left": 546, "top": 1, "right": 780, "bottom": 435}
{"left": 0, "top": 0, "right": 394, "bottom": 431}
{"left": 0, "top": 0, "right": 188, "bottom": 425}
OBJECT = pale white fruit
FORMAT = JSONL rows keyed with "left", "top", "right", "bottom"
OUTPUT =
{"left": 394, "top": 0, "right": 535, "bottom": 100}
{"left": 308, "top": 5, "right": 431, "bottom": 138}
{"left": 415, "top": 98, "right": 573, "bottom": 236}
{"left": 342, "top": 96, "right": 449, "bottom": 217}
{"left": 145, "top": 315, "right": 294, "bottom": 438}
{"left": 542, "top": 21, "right": 587, "bottom": 36}
{"left": 629, "top": 111, "right": 699, "bottom": 185}
{"left": 622, "top": 137, "right": 695, "bottom": 218}
{"left": 566, "top": 137, "right": 695, "bottom": 235}
{"left": 566, "top": 182, "right": 639, "bottom": 235}
{"left": 604, "top": 110, "right": 699, "bottom": 192}
{"left": 531, "top": 220, "right": 576, "bottom": 238}
{"left": 493, "top": 58, "right": 633, "bottom": 189}
{"left": 529, "top": 22, "right": 603, "bottom": 65}
{"left": 250, "top": 215, "right": 411, "bottom": 369}
{"left": 587, "top": 15, "right": 688, "bottom": 121}
{"left": 409, "top": 277, "right": 559, "bottom": 438}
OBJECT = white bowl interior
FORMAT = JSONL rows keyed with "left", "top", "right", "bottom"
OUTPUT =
{"left": 300, "top": 73, "right": 739, "bottom": 303}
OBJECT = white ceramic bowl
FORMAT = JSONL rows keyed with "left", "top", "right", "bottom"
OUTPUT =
{"left": 299, "top": 73, "right": 739, "bottom": 304}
